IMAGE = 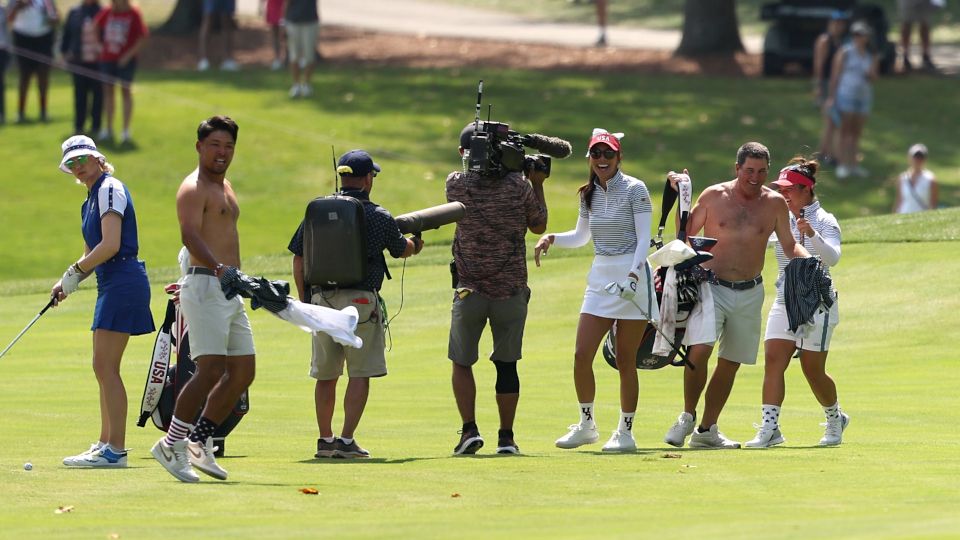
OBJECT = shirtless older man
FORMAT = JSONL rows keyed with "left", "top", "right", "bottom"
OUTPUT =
{"left": 152, "top": 116, "right": 254, "bottom": 482}
{"left": 663, "top": 142, "right": 808, "bottom": 449}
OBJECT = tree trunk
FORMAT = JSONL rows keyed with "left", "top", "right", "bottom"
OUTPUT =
{"left": 157, "top": 0, "right": 203, "bottom": 36}
{"left": 676, "top": 0, "right": 744, "bottom": 56}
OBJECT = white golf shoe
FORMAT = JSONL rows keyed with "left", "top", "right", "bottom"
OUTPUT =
{"left": 820, "top": 411, "right": 850, "bottom": 445}
{"left": 188, "top": 438, "right": 228, "bottom": 480}
{"left": 555, "top": 423, "right": 600, "bottom": 449}
{"left": 151, "top": 438, "right": 200, "bottom": 483}
{"left": 75, "top": 444, "right": 128, "bottom": 467}
{"left": 663, "top": 412, "right": 696, "bottom": 448}
{"left": 601, "top": 430, "right": 637, "bottom": 453}
{"left": 745, "top": 424, "right": 786, "bottom": 448}
{"left": 688, "top": 424, "right": 741, "bottom": 449}
{"left": 63, "top": 442, "right": 104, "bottom": 466}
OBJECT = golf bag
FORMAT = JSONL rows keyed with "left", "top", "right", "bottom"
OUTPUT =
{"left": 137, "top": 295, "right": 249, "bottom": 456}
{"left": 602, "top": 283, "right": 691, "bottom": 370}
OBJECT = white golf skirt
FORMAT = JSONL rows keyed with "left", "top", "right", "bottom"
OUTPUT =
{"left": 581, "top": 254, "right": 659, "bottom": 321}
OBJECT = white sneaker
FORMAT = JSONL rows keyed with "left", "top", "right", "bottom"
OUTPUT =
{"left": 836, "top": 165, "right": 850, "bottom": 179}
{"left": 120, "top": 129, "right": 132, "bottom": 144}
{"left": 220, "top": 59, "right": 240, "bottom": 71}
{"left": 688, "top": 424, "right": 741, "bottom": 449}
{"left": 601, "top": 430, "right": 637, "bottom": 452}
{"left": 300, "top": 83, "right": 312, "bottom": 97}
{"left": 270, "top": 58, "right": 284, "bottom": 70}
{"left": 853, "top": 166, "right": 869, "bottom": 178}
{"left": 555, "top": 423, "right": 600, "bottom": 449}
{"left": 289, "top": 83, "right": 301, "bottom": 98}
{"left": 197, "top": 58, "right": 210, "bottom": 72}
{"left": 664, "top": 412, "right": 695, "bottom": 448}
{"left": 820, "top": 411, "right": 850, "bottom": 445}
{"left": 151, "top": 438, "right": 200, "bottom": 483}
{"left": 96, "top": 128, "right": 113, "bottom": 141}
{"left": 75, "top": 444, "right": 128, "bottom": 467}
{"left": 745, "top": 423, "right": 786, "bottom": 448}
{"left": 63, "top": 442, "right": 104, "bottom": 466}
{"left": 187, "top": 438, "right": 228, "bottom": 480}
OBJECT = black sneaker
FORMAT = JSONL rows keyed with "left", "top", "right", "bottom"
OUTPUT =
{"left": 333, "top": 439, "right": 369, "bottom": 459}
{"left": 922, "top": 54, "right": 936, "bottom": 71}
{"left": 454, "top": 428, "right": 484, "bottom": 455}
{"left": 903, "top": 55, "right": 913, "bottom": 71}
{"left": 496, "top": 437, "right": 520, "bottom": 454}
{"left": 315, "top": 438, "right": 337, "bottom": 458}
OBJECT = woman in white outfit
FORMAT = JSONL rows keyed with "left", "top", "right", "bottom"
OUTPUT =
{"left": 534, "top": 129, "right": 657, "bottom": 453}
{"left": 746, "top": 157, "right": 847, "bottom": 448}
{"left": 894, "top": 143, "right": 938, "bottom": 214}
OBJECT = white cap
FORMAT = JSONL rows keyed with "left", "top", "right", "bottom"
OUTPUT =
{"left": 908, "top": 143, "right": 928, "bottom": 158}
{"left": 59, "top": 135, "right": 105, "bottom": 173}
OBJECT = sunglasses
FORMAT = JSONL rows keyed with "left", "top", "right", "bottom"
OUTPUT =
{"left": 589, "top": 149, "right": 619, "bottom": 159}
{"left": 65, "top": 155, "right": 90, "bottom": 169}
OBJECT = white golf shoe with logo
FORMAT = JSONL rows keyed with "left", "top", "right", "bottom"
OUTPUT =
{"left": 688, "top": 424, "right": 741, "bottom": 449}
{"left": 63, "top": 442, "right": 104, "bottom": 466}
{"left": 151, "top": 438, "right": 200, "bottom": 483}
{"left": 555, "top": 423, "right": 600, "bottom": 449}
{"left": 663, "top": 412, "right": 696, "bottom": 447}
{"left": 820, "top": 411, "right": 850, "bottom": 445}
{"left": 745, "top": 424, "right": 786, "bottom": 448}
{"left": 601, "top": 430, "right": 637, "bottom": 452}
{"left": 188, "top": 438, "right": 228, "bottom": 480}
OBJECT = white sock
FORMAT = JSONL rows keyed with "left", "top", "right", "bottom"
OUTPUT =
{"left": 340, "top": 437, "right": 354, "bottom": 445}
{"left": 163, "top": 416, "right": 194, "bottom": 447}
{"left": 618, "top": 411, "right": 636, "bottom": 432}
{"left": 104, "top": 443, "right": 125, "bottom": 454}
{"left": 578, "top": 402, "right": 595, "bottom": 427}
{"left": 823, "top": 401, "right": 840, "bottom": 421}
{"left": 94, "top": 441, "right": 107, "bottom": 450}
{"left": 321, "top": 436, "right": 335, "bottom": 443}
{"left": 762, "top": 404, "right": 781, "bottom": 428}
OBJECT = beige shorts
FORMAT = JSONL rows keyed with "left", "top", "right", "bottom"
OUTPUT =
{"left": 706, "top": 281, "right": 764, "bottom": 365}
{"left": 179, "top": 272, "right": 256, "bottom": 358}
{"left": 287, "top": 21, "right": 319, "bottom": 66}
{"left": 899, "top": 0, "right": 932, "bottom": 23}
{"left": 764, "top": 300, "right": 839, "bottom": 352}
{"left": 310, "top": 288, "right": 386, "bottom": 380}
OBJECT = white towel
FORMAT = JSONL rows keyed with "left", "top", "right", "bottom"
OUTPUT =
{"left": 682, "top": 280, "right": 716, "bottom": 347}
{"left": 275, "top": 300, "right": 363, "bottom": 349}
{"left": 653, "top": 266, "right": 679, "bottom": 356}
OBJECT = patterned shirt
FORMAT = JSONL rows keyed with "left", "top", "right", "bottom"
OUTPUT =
{"left": 446, "top": 170, "right": 548, "bottom": 300}
{"left": 580, "top": 170, "right": 653, "bottom": 256}
{"left": 773, "top": 200, "right": 840, "bottom": 304}
{"left": 288, "top": 187, "right": 407, "bottom": 290}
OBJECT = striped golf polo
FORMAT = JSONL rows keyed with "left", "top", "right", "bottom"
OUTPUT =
{"left": 579, "top": 170, "right": 653, "bottom": 256}
{"left": 773, "top": 200, "right": 841, "bottom": 304}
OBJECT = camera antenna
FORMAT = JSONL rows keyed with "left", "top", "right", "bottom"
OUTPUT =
{"left": 474, "top": 80, "right": 482, "bottom": 131}
{"left": 331, "top": 145, "right": 338, "bottom": 192}
{"left": 487, "top": 104, "right": 491, "bottom": 122}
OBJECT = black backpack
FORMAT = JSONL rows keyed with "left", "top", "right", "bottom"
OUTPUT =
{"left": 303, "top": 195, "right": 369, "bottom": 287}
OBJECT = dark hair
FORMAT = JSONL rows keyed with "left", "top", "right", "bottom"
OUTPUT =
{"left": 736, "top": 142, "right": 770, "bottom": 167}
{"left": 784, "top": 155, "right": 820, "bottom": 199}
{"left": 577, "top": 172, "right": 600, "bottom": 211}
{"left": 198, "top": 116, "right": 239, "bottom": 142}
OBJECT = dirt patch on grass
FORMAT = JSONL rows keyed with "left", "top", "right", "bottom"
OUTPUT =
{"left": 141, "top": 24, "right": 761, "bottom": 77}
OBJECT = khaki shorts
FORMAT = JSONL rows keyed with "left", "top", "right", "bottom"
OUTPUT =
{"left": 310, "top": 288, "right": 386, "bottom": 380}
{"left": 706, "top": 281, "right": 764, "bottom": 365}
{"left": 448, "top": 288, "right": 530, "bottom": 367}
{"left": 287, "top": 21, "right": 319, "bottom": 66}
{"left": 764, "top": 300, "right": 839, "bottom": 352}
{"left": 899, "top": 0, "right": 932, "bottom": 23}
{"left": 179, "top": 272, "right": 256, "bottom": 358}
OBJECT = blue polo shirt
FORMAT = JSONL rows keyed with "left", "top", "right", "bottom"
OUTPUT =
{"left": 81, "top": 173, "right": 140, "bottom": 273}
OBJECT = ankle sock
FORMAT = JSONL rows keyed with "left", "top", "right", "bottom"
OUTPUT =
{"left": 617, "top": 411, "right": 635, "bottom": 432}
{"left": 340, "top": 437, "right": 354, "bottom": 445}
{"left": 578, "top": 402, "right": 595, "bottom": 427}
{"left": 163, "top": 416, "right": 193, "bottom": 447}
{"left": 320, "top": 436, "right": 335, "bottom": 443}
{"left": 762, "top": 404, "right": 781, "bottom": 428}
{"left": 188, "top": 417, "right": 219, "bottom": 445}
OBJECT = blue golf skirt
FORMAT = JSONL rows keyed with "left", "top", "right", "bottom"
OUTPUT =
{"left": 92, "top": 258, "right": 155, "bottom": 336}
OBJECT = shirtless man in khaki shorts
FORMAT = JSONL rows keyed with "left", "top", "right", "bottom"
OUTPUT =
{"left": 662, "top": 142, "right": 808, "bottom": 449}
{"left": 152, "top": 116, "right": 255, "bottom": 482}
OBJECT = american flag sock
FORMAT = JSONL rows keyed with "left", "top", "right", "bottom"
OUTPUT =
{"left": 823, "top": 401, "right": 840, "bottom": 421}
{"left": 163, "top": 417, "right": 193, "bottom": 447}
{"left": 762, "top": 404, "right": 781, "bottom": 428}
{"left": 188, "top": 417, "right": 219, "bottom": 445}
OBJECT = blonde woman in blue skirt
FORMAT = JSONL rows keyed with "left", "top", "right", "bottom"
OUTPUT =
{"left": 535, "top": 129, "right": 657, "bottom": 452}
{"left": 52, "top": 135, "right": 155, "bottom": 467}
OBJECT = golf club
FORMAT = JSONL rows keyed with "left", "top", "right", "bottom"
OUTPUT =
{"left": 604, "top": 282, "right": 694, "bottom": 370}
{"left": 0, "top": 298, "right": 56, "bottom": 360}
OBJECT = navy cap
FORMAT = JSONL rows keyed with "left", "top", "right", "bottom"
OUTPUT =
{"left": 337, "top": 149, "right": 381, "bottom": 177}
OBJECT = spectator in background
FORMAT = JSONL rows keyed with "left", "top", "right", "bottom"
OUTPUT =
{"left": 824, "top": 21, "right": 877, "bottom": 179}
{"left": 813, "top": 11, "right": 848, "bottom": 166}
{"left": 95, "top": 0, "right": 147, "bottom": 143}
{"left": 0, "top": 1, "right": 9, "bottom": 124}
{"left": 894, "top": 143, "right": 939, "bottom": 213}
{"left": 261, "top": 0, "right": 284, "bottom": 70}
{"left": 595, "top": 0, "right": 607, "bottom": 46}
{"left": 61, "top": 0, "right": 103, "bottom": 136}
{"left": 285, "top": 0, "right": 319, "bottom": 98}
{"left": 7, "top": 0, "right": 59, "bottom": 123}
{"left": 899, "top": 0, "right": 937, "bottom": 70}
{"left": 198, "top": 0, "right": 239, "bottom": 72}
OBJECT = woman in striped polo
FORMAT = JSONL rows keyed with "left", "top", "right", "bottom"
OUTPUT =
{"left": 745, "top": 156, "right": 847, "bottom": 448}
{"left": 534, "top": 129, "right": 657, "bottom": 453}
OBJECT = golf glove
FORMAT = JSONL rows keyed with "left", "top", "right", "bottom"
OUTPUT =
{"left": 61, "top": 265, "right": 81, "bottom": 296}
{"left": 606, "top": 275, "right": 638, "bottom": 302}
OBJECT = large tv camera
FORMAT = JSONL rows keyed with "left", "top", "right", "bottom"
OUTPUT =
{"left": 465, "top": 80, "right": 572, "bottom": 178}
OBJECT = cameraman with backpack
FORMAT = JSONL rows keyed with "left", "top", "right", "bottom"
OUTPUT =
{"left": 446, "top": 122, "right": 548, "bottom": 455}
{"left": 289, "top": 150, "right": 423, "bottom": 459}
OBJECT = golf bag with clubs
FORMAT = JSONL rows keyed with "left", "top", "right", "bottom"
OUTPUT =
{"left": 137, "top": 289, "right": 249, "bottom": 457}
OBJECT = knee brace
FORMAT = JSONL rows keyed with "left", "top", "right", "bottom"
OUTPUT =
{"left": 493, "top": 360, "right": 520, "bottom": 394}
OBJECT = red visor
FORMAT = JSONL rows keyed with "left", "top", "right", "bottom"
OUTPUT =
{"left": 588, "top": 133, "right": 621, "bottom": 153}
{"left": 771, "top": 169, "right": 814, "bottom": 188}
